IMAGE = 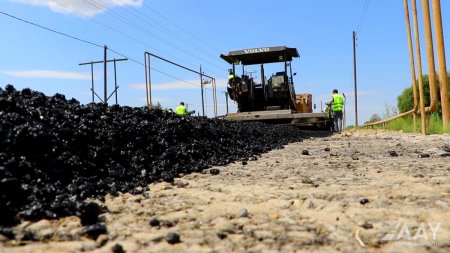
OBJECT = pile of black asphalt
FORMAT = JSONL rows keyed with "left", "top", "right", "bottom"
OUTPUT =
{"left": 0, "top": 85, "right": 317, "bottom": 227}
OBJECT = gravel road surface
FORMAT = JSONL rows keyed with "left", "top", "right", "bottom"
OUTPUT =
{"left": 1, "top": 130, "right": 449, "bottom": 253}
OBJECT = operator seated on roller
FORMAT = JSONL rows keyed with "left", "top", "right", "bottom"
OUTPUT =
{"left": 272, "top": 81, "right": 280, "bottom": 92}
{"left": 271, "top": 74, "right": 283, "bottom": 92}
{"left": 175, "top": 102, "right": 195, "bottom": 116}
{"left": 228, "top": 69, "right": 241, "bottom": 86}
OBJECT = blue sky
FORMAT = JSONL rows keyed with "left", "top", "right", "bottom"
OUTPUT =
{"left": 1, "top": 0, "right": 449, "bottom": 125}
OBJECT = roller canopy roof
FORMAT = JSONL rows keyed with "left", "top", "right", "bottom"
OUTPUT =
{"left": 220, "top": 46, "right": 299, "bottom": 65}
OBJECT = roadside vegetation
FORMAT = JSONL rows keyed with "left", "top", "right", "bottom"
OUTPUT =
{"left": 385, "top": 113, "right": 450, "bottom": 134}
{"left": 361, "top": 73, "right": 450, "bottom": 134}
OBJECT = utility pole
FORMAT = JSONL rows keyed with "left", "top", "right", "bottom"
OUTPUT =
{"left": 90, "top": 63, "right": 94, "bottom": 102}
{"left": 224, "top": 92, "right": 229, "bottom": 114}
{"left": 343, "top": 93, "right": 347, "bottom": 129}
{"left": 113, "top": 59, "right": 118, "bottom": 104}
{"left": 144, "top": 53, "right": 152, "bottom": 107}
{"left": 200, "top": 65, "right": 205, "bottom": 117}
{"left": 78, "top": 61, "right": 96, "bottom": 103}
{"left": 212, "top": 79, "right": 218, "bottom": 117}
{"left": 103, "top": 45, "right": 107, "bottom": 105}
{"left": 246, "top": 70, "right": 257, "bottom": 79}
{"left": 79, "top": 57, "right": 128, "bottom": 104}
{"left": 144, "top": 52, "right": 215, "bottom": 114}
{"left": 353, "top": 31, "right": 359, "bottom": 127}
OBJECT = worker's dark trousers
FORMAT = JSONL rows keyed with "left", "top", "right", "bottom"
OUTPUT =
{"left": 333, "top": 110, "right": 343, "bottom": 132}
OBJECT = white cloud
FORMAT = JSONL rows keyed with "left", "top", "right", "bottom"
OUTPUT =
{"left": 11, "top": 0, "right": 143, "bottom": 18}
{"left": 3, "top": 70, "right": 91, "bottom": 80}
{"left": 129, "top": 79, "right": 228, "bottom": 91}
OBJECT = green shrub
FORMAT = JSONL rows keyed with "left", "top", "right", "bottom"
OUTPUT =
{"left": 386, "top": 114, "right": 450, "bottom": 134}
{"left": 397, "top": 73, "right": 450, "bottom": 115}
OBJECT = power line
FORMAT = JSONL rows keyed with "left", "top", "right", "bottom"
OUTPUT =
{"left": 140, "top": 2, "right": 223, "bottom": 54}
{"left": 0, "top": 11, "right": 103, "bottom": 48}
{"left": 53, "top": 1, "right": 199, "bottom": 68}
{"left": 83, "top": 0, "right": 226, "bottom": 74}
{"left": 106, "top": 49, "right": 203, "bottom": 89}
{"left": 115, "top": 0, "right": 224, "bottom": 66}
{"left": 109, "top": 48, "right": 214, "bottom": 91}
{"left": 356, "top": 0, "right": 371, "bottom": 35}
{"left": 115, "top": 1, "right": 227, "bottom": 78}
{"left": 0, "top": 10, "right": 206, "bottom": 91}
{"left": 83, "top": 0, "right": 175, "bottom": 45}
{"left": 53, "top": 1, "right": 223, "bottom": 79}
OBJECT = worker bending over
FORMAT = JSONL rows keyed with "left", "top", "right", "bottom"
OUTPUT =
{"left": 175, "top": 102, "right": 195, "bottom": 116}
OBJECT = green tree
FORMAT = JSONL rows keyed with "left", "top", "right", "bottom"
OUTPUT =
{"left": 397, "top": 73, "right": 450, "bottom": 114}
{"left": 397, "top": 87, "right": 414, "bottom": 113}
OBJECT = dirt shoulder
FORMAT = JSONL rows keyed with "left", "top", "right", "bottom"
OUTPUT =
{"left": 1, "top": 130, "right": 449, "bottom": 253}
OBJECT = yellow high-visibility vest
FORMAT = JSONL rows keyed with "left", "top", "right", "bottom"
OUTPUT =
{"left": 332, "top": 93, "right": 344, "bottom": 112}
{"left": 175, "top": 105, "right": 187, "bottom": 115}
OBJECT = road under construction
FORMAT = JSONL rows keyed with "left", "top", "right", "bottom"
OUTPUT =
{"left": 0, "top": 1, "right": 449, "bottom": 252}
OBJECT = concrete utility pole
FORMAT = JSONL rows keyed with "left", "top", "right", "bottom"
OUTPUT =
{"left": 431, "top": 0, "right": 450, "bottom": 128}
{"left": 144, "top": 52, "right": 216, "bottom": 115}
{"left": 79, "top": 57, "right": 128, "bottom": 104}
{"left": 353, "top": 31, "right": 359, "bottom": 127}
{"left": 104, "top": 45, "right": 108, "bottom": 105}
{"left": 343, "top": 93, "right": 347, "bottom": 129}
{"left": 213, "top": 79, "right": 218, "bottom": 117}
{"left": 200, "top": 65, "right": 205, "bottom": 117}
{"left": 224, "top": 92, "right": 229, "bottom": 114}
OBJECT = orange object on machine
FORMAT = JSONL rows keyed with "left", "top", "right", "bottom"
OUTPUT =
{"left": 296, "top": 93, "right": 312, "bottom": 113}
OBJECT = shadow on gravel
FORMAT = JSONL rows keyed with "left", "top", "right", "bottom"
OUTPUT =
{"left": 0, "top": 85, "right": 331, "bottom": 227}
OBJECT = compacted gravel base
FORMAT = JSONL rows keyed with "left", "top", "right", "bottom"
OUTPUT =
{"left": 1, "top": 130, "right": 449, "bottom": 253}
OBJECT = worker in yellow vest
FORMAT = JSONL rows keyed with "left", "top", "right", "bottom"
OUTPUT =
{"left": 175, "top": 102, "right": 195, "bottom": 116}
{"left": 228, "top": 69, "right": 241, "bottom": 85}
{"left": 331, "top": 89, "right": 344, "bottom": 133}
{"left": 175, "top": 102, "right": 188, "bottom": 116}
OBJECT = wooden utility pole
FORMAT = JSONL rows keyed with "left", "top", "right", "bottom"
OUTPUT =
{"left": 431, "top": 0, "right": 449, "bottom": 128}
{"left": 353, "top": 31, "right": 359, "bottom": 127}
